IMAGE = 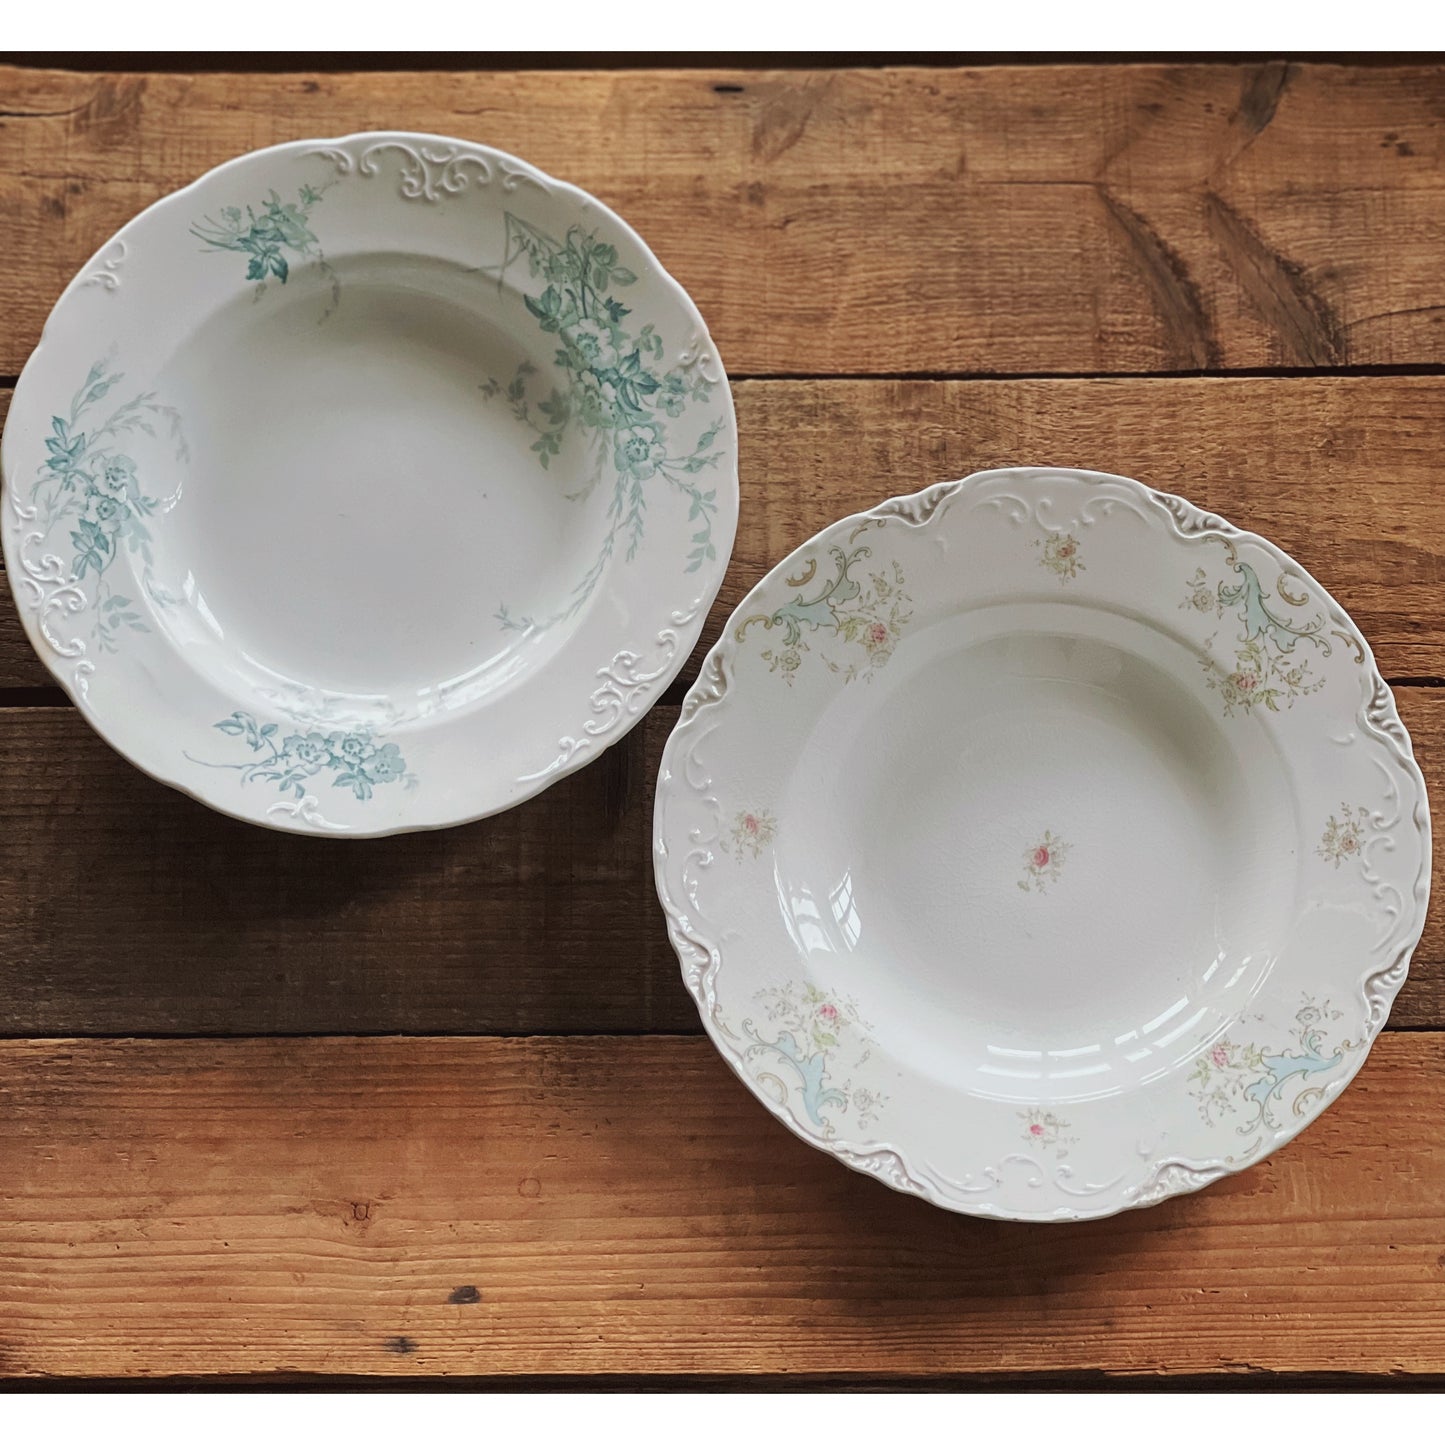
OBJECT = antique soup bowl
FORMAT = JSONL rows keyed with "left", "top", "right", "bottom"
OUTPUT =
{"left": 2, "top": 133, "right": 737, "bottom": 834}
{"left": 654, "top": 468, "right": 1430, "bottom": 1221}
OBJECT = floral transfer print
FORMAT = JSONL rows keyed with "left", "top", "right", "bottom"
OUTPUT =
{"left": 1035, "top": 531, "right": 1083, "bottom": 581}
{"left": 482, "top": 215, "right": 725, "bottom": 633}
{"left": 1019, "top": 830, "right": 1070, "bottom": 893}
{"left": 742, "top": 982, "right": 887, "bottom": 1135}
{"left": 28, "top": 359, "right": 187, "bottom": 652}
{"left": 190, "top": 710, "right": 417, "bottom": 802}
{"left": 1318, "top": 804, "right": 1370, "bottom": 868}
{"left": 191, "top": 184, "right": 328, "bottom": 286}
{"left": 729, "top": 809, "right": 777, "bottom": 861}
{"left": 736, "top": 536, "right": 913, "bottom": 684}
{"left": 1182, "top": 538, "right": 1330, "bottom": 716}
{"left": 1020, "top": 1108, "right": 1073, "bottom": 1153}
{"left": 1189, "top": 998, "right": 1354, "bottom": 1136}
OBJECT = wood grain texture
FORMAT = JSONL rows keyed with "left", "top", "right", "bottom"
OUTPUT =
{"left": 0, "top": 687, "right": 1441, "bottom": 1036}
{"left": 0, "top": 707, "right": 681, "bottom": 1036}
{"left": 2, "top": 1032, "right": 1444, "bottom": 1380}
{"left": 2, "top": 63, "right": 1445, "bottom": 376}
{"left": 5, "top": 374, "right": 1445, "bottom": 691}
{"left": 686, "top": 374, "right": 1445, "bottom": 683}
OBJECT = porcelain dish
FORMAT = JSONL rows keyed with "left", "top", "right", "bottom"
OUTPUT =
{"left": 2, "top": 133, "right": 737, "bottom": 835}
{"left": 654, "top": 468, "right": 1430, "bottom": 1221}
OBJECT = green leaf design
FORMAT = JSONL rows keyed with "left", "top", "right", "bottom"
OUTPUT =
{"left": 484, "top": 212, "right": 727, "bottom": 635}
{"left": 192, "top": 184, "right": 327, "bottom": 290}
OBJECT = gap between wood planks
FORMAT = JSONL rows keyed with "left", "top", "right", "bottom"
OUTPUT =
{"left": 5, "top": 53, "right": 1426, "bottom": 76}
{"left": 2, "top": 1368, "right": 1443, "bottom": 1391}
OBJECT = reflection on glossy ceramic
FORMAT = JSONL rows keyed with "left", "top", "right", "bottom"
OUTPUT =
{"left": 653, "top": 468, "right": 1431, "bottom": 1221}
{"left": 2, "top": 133, "right": 738, "bottom": 834}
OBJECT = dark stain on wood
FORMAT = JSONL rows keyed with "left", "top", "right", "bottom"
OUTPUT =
{"left": 1236, "top": 61, "right": 1294, "bottom": 139}
{"left": 1097, "top": 189, "right": 1221, "bottom": 370}
{"left": 752, "top": 76, "right": 834, "bottom": 163}
{"left": 384, "top": 1336, "right": 418, "bottom": 1355}
{"left": 598, "top": 733, "right": 634, "bottom": 835}
{"left": 1203, "top": 190, "right": 1347, "bottom": 366}
{"left": 448, "top": 1285, "right": 482, "bottom": 1305}
{"left": 74, "top": 77, "right": 146, "bottom": 146}
{"left": 713, "top": 84, "right": 744, "bottom": 95}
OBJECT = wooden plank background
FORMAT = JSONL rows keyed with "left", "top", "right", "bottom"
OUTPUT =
{"left": 2, "top": 57, "right": 1445, "bottom": 1387}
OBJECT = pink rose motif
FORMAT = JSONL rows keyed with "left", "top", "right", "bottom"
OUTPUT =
{"left": 1230, "top": 671, "right": 1260, "bottom": 693}
{"left": 743, "top": 813, "right": 759, "bottom": 835}
{"left": 1057, "top": 541, "right": 1075, "bottom": 559}
{"left": 868, "top": 622, "right": 888, "bottom": 647}
{"left": 1031, "top": 846, "right": 1050, "bottom": 870}
{"left": 1342, "top": 835, "right": 1357, "bottom": 852}
{"left": 817, "top": 1003, "right": 838, "bottom": 1022}
{"left": 1211, "top": 1044, "right": 1229, "bottom": 1068}
{"left": 1029, "top": 1122, "right": 1044, "bottom": 1137}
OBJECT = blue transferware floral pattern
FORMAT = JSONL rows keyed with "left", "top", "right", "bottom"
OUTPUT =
{"left": 28, "top": 360, "right": 186, "bottom": 653}
{"left": 193, "top": 711, "right": 416, "bottom": 802}
{"left": 191, "top": 184, "right": 327, "bottom": 285}
{"left": 481, "top": 214, "right": 726, "bottom": 633}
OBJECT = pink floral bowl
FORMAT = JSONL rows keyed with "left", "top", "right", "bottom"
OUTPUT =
{"left": 653, "top": 468, "right": 1430, "bottom": 1222}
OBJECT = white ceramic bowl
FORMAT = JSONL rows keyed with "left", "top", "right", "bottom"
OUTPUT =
{"left": 2, "top": 133, "right": 737, "bottom": 834}
{"left": 655, "top": 468, "right": 1430, "bottom": 1221}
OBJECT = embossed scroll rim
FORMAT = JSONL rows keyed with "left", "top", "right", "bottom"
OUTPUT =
{"left": 653, "top": 467, "right": 1432, "bottom": 1222}
{"left": 0, "top": 131, "right": 738, "bottom": 836}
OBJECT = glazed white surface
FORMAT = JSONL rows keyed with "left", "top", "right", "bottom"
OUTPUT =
{"left": 654, "top": 468, "right": 1431, "bottom": 1221}
{"left": 2, "top": 134, "right": 737, "bottom": 834}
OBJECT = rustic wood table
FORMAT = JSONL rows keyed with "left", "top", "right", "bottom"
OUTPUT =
{"left": 2, "top": 55, "right": 1444, "bottom": 1390}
